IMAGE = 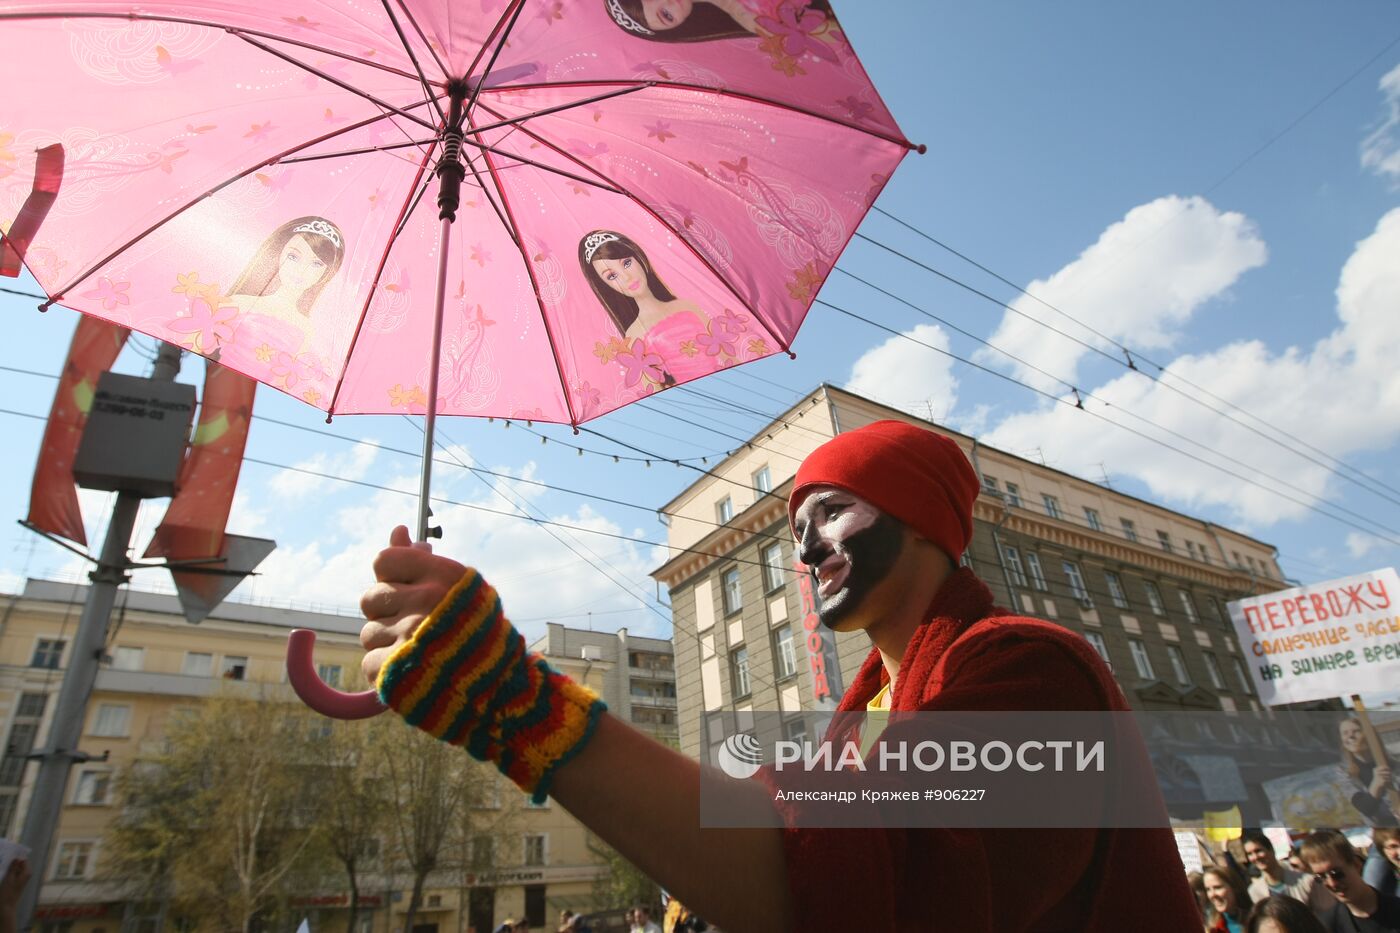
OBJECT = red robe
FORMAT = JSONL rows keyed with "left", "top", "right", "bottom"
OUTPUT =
{"left": 762, "top": 568, "right": 1201, "bottom": 932}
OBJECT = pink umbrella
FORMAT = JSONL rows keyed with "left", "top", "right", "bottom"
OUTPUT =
{"left": 1, "top": 0, "right": 918, "bottom": 716}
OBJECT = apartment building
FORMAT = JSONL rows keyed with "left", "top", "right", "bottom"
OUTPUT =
{"left": 2, "top": 580, "right": 607, "bottom": 933}
{"left": 651, "top": 385, "right": 1289, "bottom": 762}
{"left": 529, "top": 624, "right": 678, "bottom": 747}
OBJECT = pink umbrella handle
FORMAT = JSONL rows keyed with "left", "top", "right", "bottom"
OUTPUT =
{"left": 286, "top": 629, "right": 387, "bottom": 720}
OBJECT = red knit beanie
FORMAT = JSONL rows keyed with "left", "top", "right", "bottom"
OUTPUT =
{"left": 788, "top": 420, "right": 980, "bottom": 562}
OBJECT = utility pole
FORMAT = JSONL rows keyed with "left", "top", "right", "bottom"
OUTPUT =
{"left": 18, "top": 342, "right": 182, "bottom": 930}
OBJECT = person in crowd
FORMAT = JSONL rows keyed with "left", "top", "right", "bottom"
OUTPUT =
{"left": 1374, "top": 828, "right": 1400, "bottom": 897}
{"left": 1301, "top": 829, "right": 1400, "bottom": 933}
{"left": 357, "top": 420, "right": 1200, "bottom": 931}
{"left": 1205, "top": 865, "right": 1252, "bottom": 933}
{"left": 1243, "top": 830, "right": 1337, "bottom": 911}
{"left": 1190, "top": 870, "right": 1217, "bottom": 932}
{"left": 0, "top": 859, "right": 31, "bottom": 933}
{"left": 1244, "top": 895, "right": 1328, "bottom": 933}
{"left": 631, "top": 906, "right": 661, "bottom": 933}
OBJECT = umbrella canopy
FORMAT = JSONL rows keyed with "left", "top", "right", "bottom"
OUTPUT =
{"left": 1, "top": 0, "right": 916, "bottom": 426}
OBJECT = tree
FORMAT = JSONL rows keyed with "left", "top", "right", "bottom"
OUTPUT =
{"left": 378, "top": 723, "right": 473, "bottom": 933}
{"left": 315, "top": 718, "right": 392, "bottom": 933}
{"left": 106, "top": 690, "right": 333, "bottom": 933}
{"left": 587, "top": 834, "right": 660, "bottom": 915}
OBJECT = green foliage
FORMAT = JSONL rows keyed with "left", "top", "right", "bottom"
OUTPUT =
{"left": 585, "top": 834, "right": 660, "bottom": 915}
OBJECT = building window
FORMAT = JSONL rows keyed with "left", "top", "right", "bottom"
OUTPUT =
{"left": 1206, "top": 596, "right": 1227, "bottom": 627}
{"left": 1062, "top": 561, "right": 1091, "bottom": 606}
{"left": 1128, "top": 639, "right": 1155, "bottom": 680}
{"left": 73, "top": 770, "right": 111, "bottom": 806}
{"left": 1142, "top": 581, "right": 1166, "bottom": 616}
{"left": 1203, "top": 653, "right": 1225, "bottom": 690}
{"left": 782, "top": 717, "right": 808, "bottom": 746}
{"left": 220, "top": 656, "right": 249, "bottom": 681}
{"left": 1104, "top": 571, "right": 1128, "bottom": 609}
{"left": 721, "top": 567, "right": 743, "bottom": 615}
{"left": 1165, "top": 645, "right": 1191, "bottom": 686}
{"left": 1004, "top": 483, "right": 1022, "bottom": 508}
{"left": 1232, "top": 657, "right": 1252, "bottom": 694}
{"left": 1120, "top": 519, "right": 1138, "bottom": 543}
{"left": 317, "top": 664, "right": 342, "bottom": 688}
{"left": 716, "top": 496, "right": 734, "bottom": 524}
{"left": 1157, "top": 530, "right": 1173, "bottom": 553}
{"left": 471, "top": 836, "right": 494, "bottom": 868}
{"left": 1177, "top": 590, "right": 1199, "bottom": 623}
{"left": 523, "top": 834, "right": 547, "bottom": 867}
{"left": 731, "top": 646, "right": 751, "bottom": 699}
{"left": 54, "top": 840, "right": 95, "bottom": 880}
{"left": 110, "top": 647, "right": 144, "bottom": 672}
{"left": 773, "top": 625, "right": 797, "bottom": 680}
{"left": 0, "top": 694, "right": 46, "bottom": 789}
{"left": 1001, "top": 546, "right": 1027, "bottom": 588}
{"left": 31, "top": 639, "right": 66, "bottom": 670}
{"left": 1042, "top": 495, "right": 1061, "bottom": 520}
{"left": 761, "top": 542, "right": 785, "bottom": 592}
{"left": 183, "top": 652, "right": 213, "bottom": 677}
{"left": 1084, "top": 508, "right": 1102, "bottom": 532}
{"left": 981, "top": 475, "right": 999, "bottom": 493}
{"left": 1186, "top": 540, "right": 1199, "bottom": 561}
{"left": 1200, "top": 547, "right": 1211, "bottom": 566}
{"left": 1025, "top": 553, "right": 1048, "bottom": 591}
{"left": 752, "top": 465, "right": 773, "bottom": 495}
{"left": 91, "top": 704, "right": 131, "bottom": 738}
{"left": 1083, "top": 631, "right": 1111, "bottom": 668}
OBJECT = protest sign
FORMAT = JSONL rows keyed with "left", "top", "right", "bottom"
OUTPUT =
{"left": 1227, "top": 568, "right": 1400, "bottom": 705}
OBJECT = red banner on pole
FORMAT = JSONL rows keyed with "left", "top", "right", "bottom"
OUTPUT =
{"left": 27, "top": 316, "right": 130, "bottom": 545}
{"left": 145, "top": 361, "right": 256, "bottom": 560}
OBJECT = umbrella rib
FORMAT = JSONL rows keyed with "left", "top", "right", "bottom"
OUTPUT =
{"left": 41, "top": 102, "right": 436, "bottom": 309}
{"left": 379, "top": 0, "right": 447, "bottom": 125}
{"left": 279, "top": 138, "right": 438, "bottom": 165}
{"left": 467, "top": 107, "right": 580, "bottom": 429}
{"left": 392, "top": 0, "right": 450, "bottom": 80}
{"left": 490, "top": 79, "right": 919, "bottom": 151}
{"left": 475, "top": 100, "right": 793, "bottom": 357}
{"left": 465, "top": 0, "right": 528, "bottom": 113}
{"left": 458, "top": 137, "right": 622, "bottom": 195}
{"left": 326, "top": 138, "right": 441, "bottom": 417}
{"left": 0, "top": 12, "right": 421, "bottom": 83}
{"left": 233, "top": 31, "right": 438, "bottom": 134}
{"left": 459, "top": 0, "right": 524, "bottom": 93}
{"left": 462, "top": 151, "right": 521, "bottom": 249}
{"left": 465, "top": 84, "right": 653, "bottom": 138}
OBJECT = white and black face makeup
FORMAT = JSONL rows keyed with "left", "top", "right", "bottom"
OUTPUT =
{"left": 792, "top": 485, "right": 905, "bottom": 630}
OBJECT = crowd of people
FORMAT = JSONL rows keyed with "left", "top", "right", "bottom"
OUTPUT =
{"left": 1188, "top": 828, "right": 1400, "bottom": 933}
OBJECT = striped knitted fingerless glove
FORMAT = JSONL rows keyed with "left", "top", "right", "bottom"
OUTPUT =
{"left": 376, "top": 569, "right": 606, "bottom": 803}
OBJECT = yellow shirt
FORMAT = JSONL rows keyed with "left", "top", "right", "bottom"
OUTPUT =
{"left": 859, "top": 682, "right": 892, "bottom": 759}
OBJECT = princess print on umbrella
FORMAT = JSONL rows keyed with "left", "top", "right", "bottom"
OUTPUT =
{"left": 211, "top": 216, "right": 343, "bottom": 400}
{"left": 583, "top": 229, "right": 755, "bottom": 394}
{"left": 603, "top": 0, "right": 845, "bottom": 66}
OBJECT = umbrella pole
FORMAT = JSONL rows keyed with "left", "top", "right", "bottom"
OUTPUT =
{"left": 417, "top": 213, "right": 452, "bottom": 543}
{"left": 417, "top": 81, "right": 469, "bottom": 544}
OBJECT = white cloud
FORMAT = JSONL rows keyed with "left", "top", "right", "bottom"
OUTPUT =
{"left": 1362, "top": 64, "right": 1400, "bottom": 181}
{"left": 268, "top": 441, "right": 380, "bottom": 499}
{"left": 238, "top": 459, "right": 666, "bottom": 663}
{"left": 1347, "top": 533, "right": 1385, "bottom": 560}
{"left": 985, "top": 206, "right": 1400, "bottom": 528}
{"left": 976, "top": 196, "right": 1266, "bottom": 393}
{"left": 845, "top": 323, "right": 959, "bottom": 420}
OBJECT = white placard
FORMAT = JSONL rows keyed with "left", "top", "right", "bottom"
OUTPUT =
{"left": 1174, "top": 831, "right": 1204, "bottom": 874}
{"left": 1228, "top": 568, "right": 1400, "bottom": 705}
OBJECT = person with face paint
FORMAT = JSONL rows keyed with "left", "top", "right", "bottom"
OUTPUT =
{"left": 357, "top": 420, "right": 1199, "bottom": 932}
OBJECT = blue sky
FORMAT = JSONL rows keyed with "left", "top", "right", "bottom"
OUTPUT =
{"left": 3, "top": 0, "right": 1400, "bottom": 659}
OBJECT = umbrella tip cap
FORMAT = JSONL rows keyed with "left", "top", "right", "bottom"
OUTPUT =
{"left": 915, "top": 143, "right": 927, "bottom": 155}
{"left": 786, "top": 350, "right": 797, "bottom": 360}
